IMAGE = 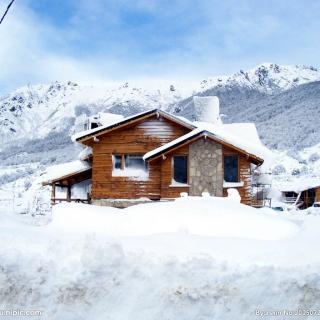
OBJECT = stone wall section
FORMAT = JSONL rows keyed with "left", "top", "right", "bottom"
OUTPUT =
{"left": 189, "top": 138, "right": 223, "bottom": 196}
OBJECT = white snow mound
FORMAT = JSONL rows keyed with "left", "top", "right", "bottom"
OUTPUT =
{"left": 50, "top": 197, "right": 298, "bottom": 240}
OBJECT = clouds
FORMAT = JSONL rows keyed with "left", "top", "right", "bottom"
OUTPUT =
{"left": 0, "top": 3, "right": 107, "bottom": 93}
{"left": 0, "top": 0, "right": 320, "bottom": 94}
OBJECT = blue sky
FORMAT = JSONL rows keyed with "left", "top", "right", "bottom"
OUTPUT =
{"left": 0, "top": 0, "right": 320, "bottom": 93}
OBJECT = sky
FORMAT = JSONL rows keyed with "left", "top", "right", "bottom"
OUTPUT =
{"left": 0, "top": 0, "right": 320, "bottom": 94}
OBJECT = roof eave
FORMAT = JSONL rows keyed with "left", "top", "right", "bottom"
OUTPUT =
{"left": 75, "top": 109, "right": 195, "bottom": 145}
{"left": 145, "top": 130, "right": 264, "bottom": 165}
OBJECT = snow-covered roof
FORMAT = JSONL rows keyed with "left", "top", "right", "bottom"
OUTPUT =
{"left": 144, "top": 122, "right": 271, "bottom": 163}
{"left": 42, "top": 160, "right": 91, "bottom": 185}
{"left": 275, "top": 178, "right": 320, "bottom": 193}
{"left": 72, "top": 109, "right": 195, "bottom": 142}
{"left": 72, "top": 107, "right": 271, "bottom": 164}
{"left": 223, "top": 123, "right": 262, "bottom": 146}
{"left": 97, "top": 112, "right": 124, "bottom": 126}
{"left": 78, "top": 146, "right": 93, "bottom": 160}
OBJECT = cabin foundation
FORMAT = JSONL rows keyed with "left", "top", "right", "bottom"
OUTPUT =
{"left": 91, "top": 198, "right": 167, "bottom": 208}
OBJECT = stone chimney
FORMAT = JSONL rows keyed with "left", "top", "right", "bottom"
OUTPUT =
{"left": 193, "top": 96, "right": 222, "bottom": 125}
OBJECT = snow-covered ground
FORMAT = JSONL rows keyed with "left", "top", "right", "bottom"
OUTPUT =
{"left": 1, "top": 197, "right": 320, "bottom": 319}
{"left": 272, "top": 144, "right": 320, "bottom": 194}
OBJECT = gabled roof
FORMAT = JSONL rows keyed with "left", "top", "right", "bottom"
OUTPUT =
{"left": 143, "top": 123, "right": 270, "bottom": 165}
{"left": 73, "top": 109, "right": 196, "bottom": 144}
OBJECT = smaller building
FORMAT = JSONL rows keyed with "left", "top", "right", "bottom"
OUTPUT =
{"left": 279, "top": 179, "right": 320, "bottom": 209}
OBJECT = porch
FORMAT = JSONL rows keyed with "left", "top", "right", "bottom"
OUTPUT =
{"left": 42, "top": 167, "right": 92, "bottom": 205}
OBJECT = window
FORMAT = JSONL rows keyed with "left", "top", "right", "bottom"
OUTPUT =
{"left": 125, "top": 155, "right": 146, "bottom": 170}
{"left": 224, "top": 155, "right": 239, "bottom": 182}
{"left": 173, "top": 155, "right": 188, "bottom": 184}
{"left": 112, "top": 154, "right": 148, "bottom": 176}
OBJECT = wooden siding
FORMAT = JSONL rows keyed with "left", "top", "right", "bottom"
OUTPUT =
{"left": 316, "top": 188, "right": 320, "bottom": 202}
{"left": 222, "top": 146, "right": 253, "bottom": 205}
{"left": 160, "top": 145, "right": 189, "bottom": 198}
{"left": 91, "top": 115, "right": 190, "bottom": 199}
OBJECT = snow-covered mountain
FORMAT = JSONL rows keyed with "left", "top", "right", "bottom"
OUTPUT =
{"left": 170, "top": 64, "right": 320, "bottom": 151}
{"left": 198, "top": 63, "right": 320, "bottom": 93}
{"left": 1, "top": 63, "right": 319, "bottom": 144}
{"left": 0, "top": 64, "right": 320, "bottom": 142}
{"left": 0, "top": 81, "right": 186, "bottom": 141}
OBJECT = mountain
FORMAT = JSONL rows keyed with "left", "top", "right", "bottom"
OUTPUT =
{"left": 198, "top": 63, "right": 320, "bottom": 93}
{"left": 0, "top": 81, "right": 186, "bottom": 142}
{"left": 0, "top": 63, "right": 319, "bottom": 173}
{"left": 0, "top": 63, "right": 319, "bottom": 167}
{"left": 169, "top": 64, "right": 320, "bottom": 151}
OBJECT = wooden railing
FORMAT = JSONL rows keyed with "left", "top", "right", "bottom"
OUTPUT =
{"left": 51, "top": 193, "right": 91, "bottom": 205}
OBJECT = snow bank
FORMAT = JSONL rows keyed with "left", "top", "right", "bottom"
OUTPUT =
{"left": 226, "top": 188, "right": 241, "bottom": 202}
{"left": 2, "top": 198, "right": 320, "bottom": 319}
{"left": 2, "top": 241, "right": 320, "bottom": 320}
{"left": 50, "top": 197, "right": 297, "bottom": 241}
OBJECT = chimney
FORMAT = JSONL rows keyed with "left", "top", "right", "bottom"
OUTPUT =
{"left": 193, "top": 96, "right": 222, "bottom": 125}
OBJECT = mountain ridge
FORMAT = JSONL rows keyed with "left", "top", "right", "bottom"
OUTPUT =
{"left": 0, "top": 63, "right": 319, "bottom": 154}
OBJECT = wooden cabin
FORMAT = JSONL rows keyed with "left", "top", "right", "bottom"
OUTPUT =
{"left": 281, "top": 184, "right": 320, "bottom": 209}
{"left": 43, "top": 107, "right": 269, "bottom": 207}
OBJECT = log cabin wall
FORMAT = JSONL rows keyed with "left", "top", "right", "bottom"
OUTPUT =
{"left": 91, "top": 115, "right": 190, "bottom": 200}
{"left": 222, "top": 146, "right": 253, "bottom": 205}
{"left": 316, "top": 188, "right": 320, "bottom": 202}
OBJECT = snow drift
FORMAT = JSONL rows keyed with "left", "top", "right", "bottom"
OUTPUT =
{"left": 1, "top": 196, "right": 320, "bottom": 320}
{"left": 50, "top": 197, "right": 297, "bottom": 241}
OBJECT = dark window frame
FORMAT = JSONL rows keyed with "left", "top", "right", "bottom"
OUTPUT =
{"left": 224, "top": 155, "right": 239, "bottom": 183}
{"left": 172, "top": 155, "right": 188, "bottom": 184}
